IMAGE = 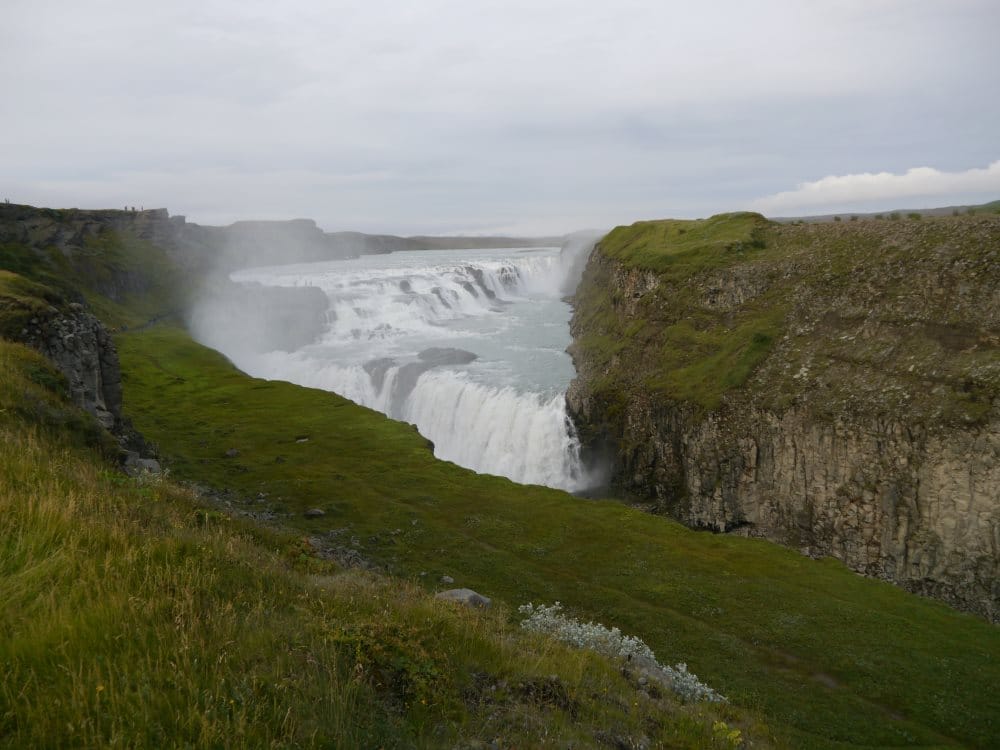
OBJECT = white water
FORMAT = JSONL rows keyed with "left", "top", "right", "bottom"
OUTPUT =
{"left": 211, "top": 246, "right": 593, "bottom": 491}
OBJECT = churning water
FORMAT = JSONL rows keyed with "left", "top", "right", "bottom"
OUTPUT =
{"left": 214, "top": 245, "right": 594, "bottom": 491}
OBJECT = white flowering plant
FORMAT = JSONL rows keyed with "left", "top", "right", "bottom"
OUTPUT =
{"left": 517, "top": 602, "right": 726, "bottom": 703}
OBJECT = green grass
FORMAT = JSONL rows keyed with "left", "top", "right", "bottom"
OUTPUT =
{"left": 0, "top": 338, "right": 751, "bottom": 749}
{"left": 0, "top": 228, "right": 183, "bottom": 331}
{"left": 112, "top": 324, "right": 1000, "bottom": 749}
{"left": 649, "top": 305, "right": 787, "bottom": 410}
{"left": 73, "top": 231, "right": 185, "bottom": 329}
{"left": 571, "top": 212, "right": 783, "bottom": 411}
{"left": 599, "top": 212, "right": 769, "bottom": 276}
{"left": 0, "top": 269, "right": 69, "bottom": 340}
{"left": 0, "top": 338, "right": 115, "bottom": 456}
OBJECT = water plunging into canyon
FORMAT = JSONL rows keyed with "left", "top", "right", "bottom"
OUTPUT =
{"left": 201, "top": 245, "right": 594, "bottom": 491}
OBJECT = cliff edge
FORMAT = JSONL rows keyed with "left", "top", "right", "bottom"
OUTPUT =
{"left": 567, "top": 211, "right": 1000, "bottom": 620}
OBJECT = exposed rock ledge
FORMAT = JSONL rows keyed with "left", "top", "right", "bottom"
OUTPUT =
{"left": 574, "top": 390, "right": 1000, "bottom": 621}
{"left": 20, "top": 302, "right": 123, "bottom": 430}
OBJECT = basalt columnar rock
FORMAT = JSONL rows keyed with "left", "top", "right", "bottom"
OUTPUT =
{"left": 15, "top": 300, "right": 123, "bottom": 431}
{"left": 567, "top": 212, "right": 1000, "bottom": 621}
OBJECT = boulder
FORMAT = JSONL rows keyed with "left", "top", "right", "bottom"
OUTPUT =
{"left": 435, "top": 588, "right": 492, "bottom": 609}
{"left": 123, "top": 452, "right": 162, "bottom": 477}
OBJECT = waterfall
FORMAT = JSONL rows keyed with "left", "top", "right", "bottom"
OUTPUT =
{"left": 203, "top": 246, "right": 593, "bottom": 492}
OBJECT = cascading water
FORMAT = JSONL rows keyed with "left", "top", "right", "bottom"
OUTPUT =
{"left": 197, "top": 245, "right": 596, "bottom": 492}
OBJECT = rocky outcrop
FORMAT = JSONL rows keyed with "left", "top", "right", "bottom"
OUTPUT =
{"left": 568, "top": 214, "right": 1000, "bottom": 621}
{"left": 595, "top": 393, "right": 1000, "bottom": 620}
{"left": 19, "top": 302, "right": 123, "bottom": 430}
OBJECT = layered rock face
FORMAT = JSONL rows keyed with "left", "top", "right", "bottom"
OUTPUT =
{"left": 19, "top": 303, "right": 123, "bottom": 430}
{"left": 567, "top": 214, "right": 1000, "bottom": 620}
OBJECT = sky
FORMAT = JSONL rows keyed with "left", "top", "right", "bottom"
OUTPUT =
{"left": 3, "top": 0, "right": 999, "bottom": 235}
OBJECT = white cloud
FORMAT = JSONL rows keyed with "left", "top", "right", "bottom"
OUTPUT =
{"left": 750, "top": 161, "right": 1000, "bottom": 214}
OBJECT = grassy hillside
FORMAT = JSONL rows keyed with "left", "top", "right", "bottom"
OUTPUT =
{"left": 0, "top": 337, "right": 746, "bottom": 749}
{"left": 2, "top": 209, "right": 999, "bottom": 747}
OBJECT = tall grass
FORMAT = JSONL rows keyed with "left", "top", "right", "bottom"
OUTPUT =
{"left": 0, "top": 341, "right": 742, "bottom": 749}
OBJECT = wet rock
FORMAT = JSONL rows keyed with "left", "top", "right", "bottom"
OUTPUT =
{"left": 363, "top": 357, "right": 397, "bottom": 392}
{"left": 417, "top": 347, "right": 478, "bottom": 366}
{"left": 304, "top": 508, "right": 326, "bottom": 519}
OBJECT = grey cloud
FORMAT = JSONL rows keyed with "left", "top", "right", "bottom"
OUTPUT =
{"left": 3, "top": 0, "right": 999, "bottom": 232}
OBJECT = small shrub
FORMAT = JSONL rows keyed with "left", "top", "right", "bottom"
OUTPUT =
{"left": 833, "top": 216, "right": 841, "bottom": 222}
{"left": 518, "top": 602, "right": 726, "bottom": 703}
{"left": 849, "top": 215, "right": 859, "bottom": 221}
{"left": 907, "top": 212, "right": 922, "bottom": 220}
{"left": 713, "top": 720, "right": 744, "bottom": 746}
{"left": 334, "top": 622, "right": 445, "bottom": 708}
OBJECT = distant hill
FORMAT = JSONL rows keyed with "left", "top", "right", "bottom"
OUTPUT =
{"left": 772, "top": 197, "right": 1000, "bottom": 223}
{"left": 0, "top": 202, "right": 562, "bottom": 275}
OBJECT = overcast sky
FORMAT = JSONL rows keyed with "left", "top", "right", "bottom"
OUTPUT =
{"left": 3, "top": 0, "right": 999, "bottom": 235}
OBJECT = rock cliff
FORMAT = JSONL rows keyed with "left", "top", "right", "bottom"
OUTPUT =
{"left": 0, "top": 270, "right": 124, "bottom": 431}
{"left": 19, "top": 302, "right": 123, "bottom": 430}
{"left": 567, "top": 212, "right": 1000, "bottom": 621}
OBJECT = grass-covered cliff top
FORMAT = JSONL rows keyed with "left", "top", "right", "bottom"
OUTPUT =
{"left": 572, "top": 209, "right": 1000, "bottom": 421}
{"left": 597, "top": 212, "right": 769, "bottom": 276}
{"left": 2, "top": 205, "right": 999, "bottom": 747}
